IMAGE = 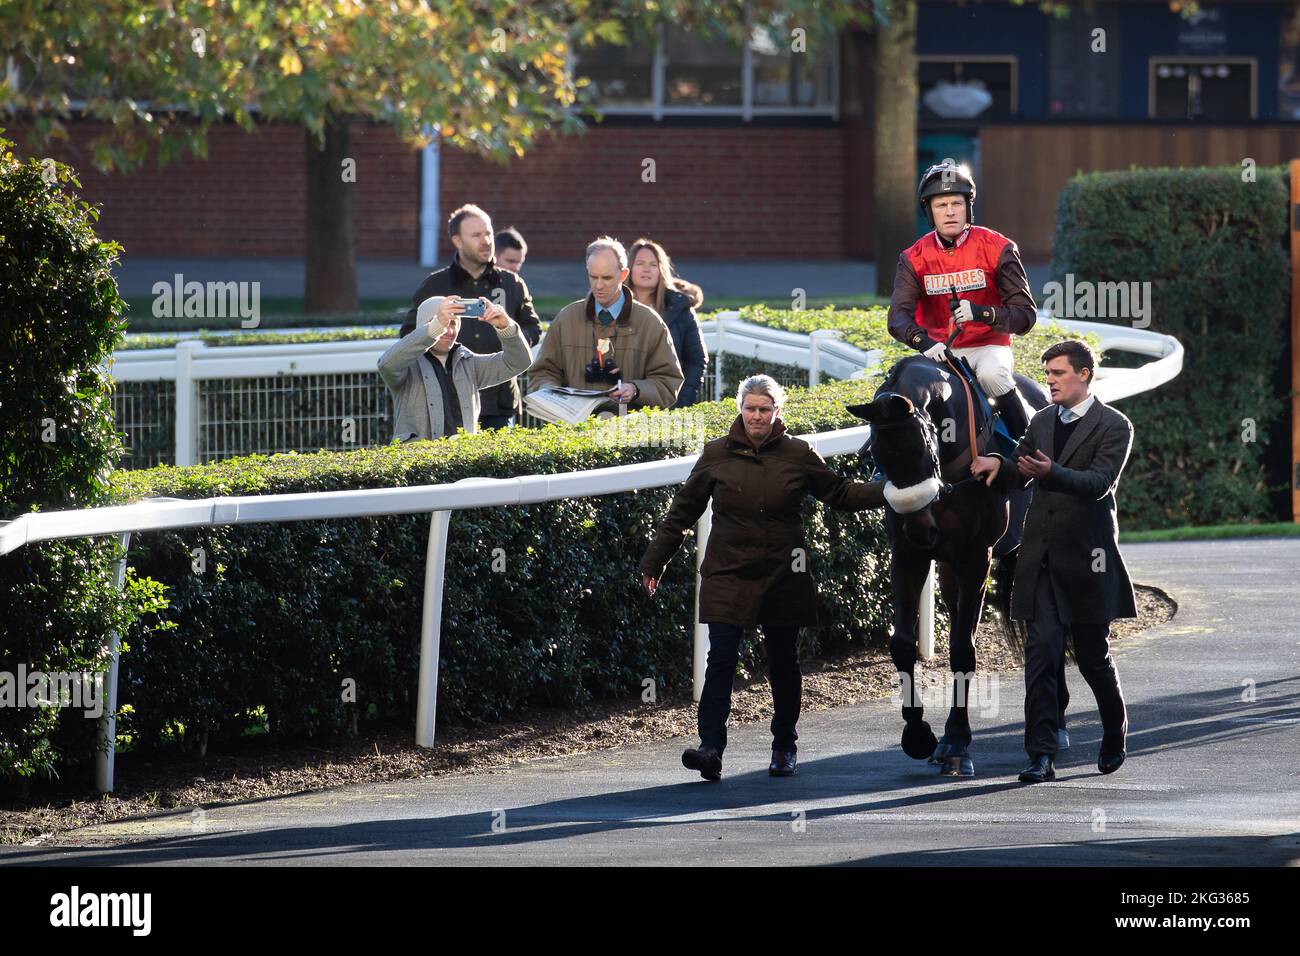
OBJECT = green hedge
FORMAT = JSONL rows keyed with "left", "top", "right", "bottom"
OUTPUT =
{"left": 1051, "top": 165, "right": 1291, "bottom": 529}
{"left": 734, "top": 304, "right": 1083, "bottom": 388}
{"left": 119, "top": 326, "right": 403, "bottom": 350}
{"left": 0, "top": 135, "right": 160, "bottom": 783}
{"left": 108, "top": 380, "right": 896, "bottom": 749}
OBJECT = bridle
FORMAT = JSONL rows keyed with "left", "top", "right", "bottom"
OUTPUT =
{"left": 870, "top": 392, "right": 942, "bottom": 490}
{"left": 871, "top": 391, "right": 983, "bottom": 503}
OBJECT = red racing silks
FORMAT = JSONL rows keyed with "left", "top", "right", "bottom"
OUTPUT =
{"left": 904, "top": 225, "right": 1013, "bottom": 348}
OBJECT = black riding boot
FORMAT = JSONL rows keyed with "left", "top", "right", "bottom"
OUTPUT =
{"left": 996, "top": 385, "right": 1032, "bottom": 444}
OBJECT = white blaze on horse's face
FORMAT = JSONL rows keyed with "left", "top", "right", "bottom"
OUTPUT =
{"left": 884, "top": 477, "right": 943, "bottom": 514}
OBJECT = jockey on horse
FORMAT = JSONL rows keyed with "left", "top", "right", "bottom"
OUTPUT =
{"left": 887, "top": 160, "right": 1038, "bottom": 448}
{"left": 849, "top": 160, "right": 1050, "bottom": 776}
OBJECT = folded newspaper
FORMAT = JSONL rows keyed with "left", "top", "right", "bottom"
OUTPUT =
{"left": 524, "top": 386, "right": 614, "bottom": 424}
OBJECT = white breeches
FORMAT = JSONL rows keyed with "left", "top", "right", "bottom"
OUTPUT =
{"left": 951, "top": 344, "right": 1015, "bottom": 397}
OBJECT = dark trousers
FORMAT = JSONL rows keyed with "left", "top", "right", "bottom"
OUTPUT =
{"left": 478, "top": 413, "right": 516, "bottom": 430}
{"left": 698, "top": 622, "right": 800, "bottom": 755}
{"left": 1024, "top": 559, "right": 1128, "bottom": 757}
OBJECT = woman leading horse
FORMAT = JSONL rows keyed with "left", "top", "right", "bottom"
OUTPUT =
{"left": 640, "top": 375, "right": 887, "bottom": 781}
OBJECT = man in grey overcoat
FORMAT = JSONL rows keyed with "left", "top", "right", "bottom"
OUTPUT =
{"left": 972, "top": 339, "right": 1136, "bottom": 783}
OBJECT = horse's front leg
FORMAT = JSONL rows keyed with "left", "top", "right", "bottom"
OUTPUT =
{"left": 938, "top": 548, "right": 993, "bottom": 777}
{"left": 889, "top": 545, "right": 938, "bottom": 761}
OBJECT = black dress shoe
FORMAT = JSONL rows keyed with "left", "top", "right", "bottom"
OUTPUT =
{"left": 1018, "top": 753, "right": 1056, "bottom": 783}
{"left": 682, "top": 745, "right": 723, "bottom": 781}
{"left": 1098, "top": 750, "right": 1126, "bottom": 775}
{"left": 769, "top": 750, "right": 797, "bottom": 777}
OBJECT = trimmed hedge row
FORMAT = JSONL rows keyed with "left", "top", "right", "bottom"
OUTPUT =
{"left": 109, "top": 380, "right": 891, "bottom": 748}
{"left": 1051, "top": 165, "right": 1291, "bottom": 529}
{"left": 119, "top": 326, "right": 403, "bottom": 350}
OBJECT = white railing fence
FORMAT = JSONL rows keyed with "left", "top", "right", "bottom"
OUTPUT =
{"left": 7, "top": 315, "right": 1182, "bottom": 792}
{"left": 111, "top": 313, "right": 1182, "bottom": 468}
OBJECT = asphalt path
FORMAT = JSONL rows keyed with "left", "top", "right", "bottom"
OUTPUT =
{"left": 4, "top": 539, "right": 1298, "bottom": 866}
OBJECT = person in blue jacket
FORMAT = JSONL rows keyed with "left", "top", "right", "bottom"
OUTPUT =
{"left": 629, "top": 238, "right": 708, "bottom": 407}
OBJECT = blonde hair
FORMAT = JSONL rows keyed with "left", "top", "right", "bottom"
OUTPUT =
{"left": 736, "top": 374, "right": 786, "bottom": 412}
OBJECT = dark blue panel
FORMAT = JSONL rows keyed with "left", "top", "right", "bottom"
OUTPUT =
{"left": 917, "top": 1, "right": 1051, "bottom": 118}
{"left": 917, "top": 1, "right": 1285, "bottom": 121}
{"left": 1117, "top": 2, "right": 1282, "bottom": 119}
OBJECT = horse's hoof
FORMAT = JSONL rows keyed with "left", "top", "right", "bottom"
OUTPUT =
{"left": 902, "top": 721, "right": 938, "bottom": 760}
{"left": 940, "top": 754, "right": 975, "bottom": 777}
{"left": 929, "top": 735, "right": 953, "bottom": 765}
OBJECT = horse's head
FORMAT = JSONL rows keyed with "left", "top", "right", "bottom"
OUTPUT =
{"left": 847, "top": 391, "right": 943, "bottom": 549}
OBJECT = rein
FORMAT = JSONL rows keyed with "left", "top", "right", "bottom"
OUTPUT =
{"left": 942, "top": 321, "right": 980, "bottom": 468}
{"left": 873, "top": 352, "right": 988, "bottom": 508}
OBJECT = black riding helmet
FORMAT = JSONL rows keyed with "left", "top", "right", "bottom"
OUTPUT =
{"left": 917, "top": 161, "right": 976, "bottom": 228}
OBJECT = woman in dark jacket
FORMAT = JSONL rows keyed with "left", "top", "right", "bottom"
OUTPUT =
{"left": 639, "top": 375, "right": 886, "bottom": 781}
{"left": 629, "top": 238, "right": 707, "bottom": 407}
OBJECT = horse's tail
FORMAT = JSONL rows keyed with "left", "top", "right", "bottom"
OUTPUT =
{"left": 992, "top": 550, "right": 1027, "bottom": 663}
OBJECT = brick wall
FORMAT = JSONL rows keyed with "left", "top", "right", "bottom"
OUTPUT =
{"left": 11, "top": 120, "right": 845, "bottom": 260}
{"left": 437, "top": 125, "right": 846, "bottom": 260}
{"left": 14, "top": 120, "right": 419, "bottom": 257}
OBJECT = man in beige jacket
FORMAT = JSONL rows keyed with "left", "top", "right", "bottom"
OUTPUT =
{"left": 528, "top": 236, "right": 684, "bottom": 412}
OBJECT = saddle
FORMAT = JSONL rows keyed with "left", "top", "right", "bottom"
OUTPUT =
{"left": 947, "top": 354, "right": 1019, "bottom": 461}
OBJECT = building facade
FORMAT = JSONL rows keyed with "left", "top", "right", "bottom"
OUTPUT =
{"left": 21, "top": 1, "right": 1300, "bottom": 265}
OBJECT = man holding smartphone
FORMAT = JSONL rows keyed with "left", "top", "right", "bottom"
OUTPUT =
{"left": 379, "top": 294, "right": 532, "bottom": 442}
{"left": 970, "top": 341, "right": 1136, "bottom": 784}
{"left": 401, "top": 204, "right": 542, "bottom": 429}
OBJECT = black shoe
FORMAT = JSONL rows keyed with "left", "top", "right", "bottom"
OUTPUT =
{"left": 1098, "top": 750, "right": 1125, "bottom": 775}
{"left": 1018, "top": 753, "right": 1056, "bottom": 783}
{"left": 1057, "top": 728, "right": 1070, "bottom": 751}
{"left": 769, "top": 750, "right": 797, "bottom": 777}
{"left": 682, "top": 746, "right": 722, "bottom": 782}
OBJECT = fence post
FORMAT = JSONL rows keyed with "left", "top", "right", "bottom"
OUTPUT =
{"left": 174, "top": 340, "right": 201, "bottom": 467}
{"left": 692, "top": 502, "right": 713, "bottom": 702}
{"left": 919, "top": 561, "right": 936, "bottom": 661}
{"left": 808, "top": 329, "right": 842, "bottom": 386}
{"left": 95, "top": 531, "right": 133, "bottom": 794}
{"left": 416, "top": 510, "right": 452, "bottom": 748}
{"left": 713, "top": 315, "right": 726, "bottom": 402}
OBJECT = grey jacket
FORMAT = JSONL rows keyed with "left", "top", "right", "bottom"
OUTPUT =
{"left": 999, "top": 395, "right": 1138, "bottom": 624}
{"left": 377, "top": 320, "right": 533, "bottom": 441}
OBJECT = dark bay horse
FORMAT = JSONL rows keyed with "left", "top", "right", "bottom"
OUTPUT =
{"left": 848, "top": 355, "right": 1047, "bottom": 776}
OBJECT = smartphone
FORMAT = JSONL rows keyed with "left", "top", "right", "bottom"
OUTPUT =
{"left": 457, "top": 298, "right": 486, "bottom": 318}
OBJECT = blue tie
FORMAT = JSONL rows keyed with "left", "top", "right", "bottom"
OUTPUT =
{"left": 1060, "top": 407, "right": 1075, "bottom": 424}
{"left": 598, "top": 309, "right": 614, "bottom": 326}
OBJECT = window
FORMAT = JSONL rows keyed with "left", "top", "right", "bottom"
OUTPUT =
{"left": 1045, "top": 9, "right": 1121, "bottom": 119}
{"left": 663, "top": 25, "right": 743, "bottom": 106}
{"left": 572, "top": 20, "right": 839, "bottom": 119}
{"left": 917, "top": 57, "right": 1017, "bottom": 121}
{"left": 748, "top": 19, "right": 835, "bottom": 109}
{"left": 575, "top": 41, "right": 654, "bottom": 108}
{"left": 1149, "top": 58, "right": 1257, "bottom": 120}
